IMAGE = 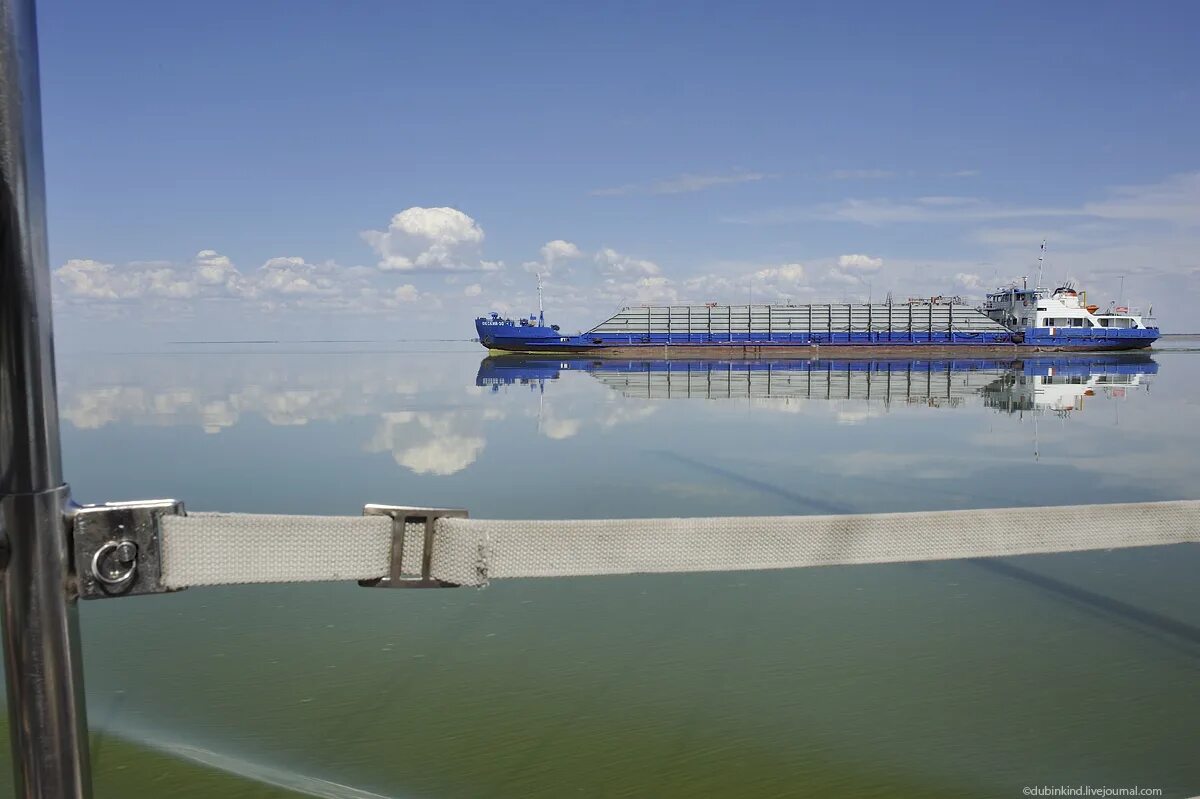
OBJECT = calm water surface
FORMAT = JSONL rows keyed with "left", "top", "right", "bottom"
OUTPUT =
{"left": 5, "top": 339, "right": 1199, "bottom": 797}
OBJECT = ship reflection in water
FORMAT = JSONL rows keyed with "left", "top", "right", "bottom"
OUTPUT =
{"left": 477, "top": 354, "right": 1156, "bottom": 416}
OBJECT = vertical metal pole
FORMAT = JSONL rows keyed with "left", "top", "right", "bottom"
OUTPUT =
{"left": 0, "top": 0, "right": 93, "bottom": 796}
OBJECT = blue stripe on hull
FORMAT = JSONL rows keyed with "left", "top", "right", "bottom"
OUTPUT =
{"left": 479, "top": 332, "right": 1157, "bottom": 352}
{"left": 476, "top": 318, "right": 1159, "bottom": 353}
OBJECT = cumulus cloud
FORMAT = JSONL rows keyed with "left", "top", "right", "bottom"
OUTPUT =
{"left": 254, "top": 257, "right": 338, "bottom": 296}
{"left": 464, "top": 283, "right": 483, "bottom": 297}
{"left": 55, "top": 259, "right": 123, "bottom": 300}
{"left": 53, "top": 252, "right": 244, "bottom": 301}
{"left": 524, "top": 239, "right": 583, "bottom": 274}
{"left": 621, "top": 276, "right": 678, "bottom": 304}
{"left": 587, "top": 248, "right": 671, "bottom": 304}
{"left": 955, "top": 272, "right": 985, "bottom": 290}
{"left": 836, "top": 254, "right": 884, "bottom": 271}
{"left": 749, "top": 263, "right": 810, "bottom": 300}
{"left": 594, "top": 247, "right": 660, "bottom": 277}
{"left": 194, "top": 250, "right": 239, "bottom": 287}
{"left": 53, "top": 249, "right": 408, "bottom": 314}
{"left": 361, "top": 207, "right": 489, "bottom": 271}
{"left": 392, "top": 284, "right": 420, "bottom": 302}
{"left": 542, "top": 239, "right": 581, "bottom": 263}
{"left": 826, "top": 269, "right": 864, "bottom": 286}
{"left": 755, "top": 263, "right": 806, "bottom": 283}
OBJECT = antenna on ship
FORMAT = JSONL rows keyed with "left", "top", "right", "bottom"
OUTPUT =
{"left": 1036, "top": 239, "right": 1045, "bottom": 294}
{"left": 536, "top": 272, "right": 544, "bottom": 326}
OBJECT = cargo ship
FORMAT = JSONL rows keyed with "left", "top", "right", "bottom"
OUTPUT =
{"left": 475, "top": 275, "right": 1158, "bottom": 358}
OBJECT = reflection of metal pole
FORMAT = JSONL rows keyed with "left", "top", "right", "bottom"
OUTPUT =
{"left": 0, "top": 0, "right": 93, "bottom": 796}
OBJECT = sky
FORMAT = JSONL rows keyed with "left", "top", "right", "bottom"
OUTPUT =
{"left": 37, "top": 0, "right": 1200, "bottom": 347}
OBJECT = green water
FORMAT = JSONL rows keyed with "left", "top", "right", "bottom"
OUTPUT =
{"left": 4, "top": 343, "right": 1199, "bottom": 797}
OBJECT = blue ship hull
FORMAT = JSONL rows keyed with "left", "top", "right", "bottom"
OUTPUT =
{"left": 474, "top": 325, "right": 1158, "bottom": 357}
{"left": 475, "top": 300, "right": 1159, "bottom": 357}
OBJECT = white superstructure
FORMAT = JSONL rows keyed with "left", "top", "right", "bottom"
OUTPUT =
{"left": 982, "top": 285, "right": 1152, "bottom": 332}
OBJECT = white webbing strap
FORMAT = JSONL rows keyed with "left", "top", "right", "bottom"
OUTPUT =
{"left": 159, "top": 501, "right": 1200, "bottom": 590}
{"left": 160, "top": 513, "right": 393, "bottom": 587}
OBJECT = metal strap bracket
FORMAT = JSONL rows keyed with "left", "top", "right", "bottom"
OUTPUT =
{"left": 359, "top": 504, "right": 468, "bottom": 588}
{"left": 72, "top": 499, "right": 185, "bottom": 599}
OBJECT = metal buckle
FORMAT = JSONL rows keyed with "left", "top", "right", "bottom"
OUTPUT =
{"left": 359, "top": 505, "right": 468, "bottom": 588}
{"left": 72, "top": 499, "right": 185, "bottom": 599}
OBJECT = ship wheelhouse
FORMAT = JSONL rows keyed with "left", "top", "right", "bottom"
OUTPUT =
{"left": 982, "top": 287, "right": 1039, "bottom": 330}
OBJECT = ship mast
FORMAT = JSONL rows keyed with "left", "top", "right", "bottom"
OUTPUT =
{"left": 1036, "top": 239, "right": 1045, "bottom": 295}
{"left": 536, "top": 272, "right": 544, "bottom": 326}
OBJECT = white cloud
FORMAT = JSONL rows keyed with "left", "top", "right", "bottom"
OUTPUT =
{"left": 464, "top": 283, "right": 483, "bottom": 297}
{"left": 623, "top": 276, "right": 678, "bottom": 304}
{"left": 592, "top": 170, "right": 771, "bottom": 197}
{"left": 826, "top": 269, "right": 863, "bottom": 286}
{"left": 524, "top": 239, "right": 583, "bottom": 274}
{"left": 140, "top": 266, "right": 200, "bottom": 299}
{"left": 837, "top": 254, "right": 883, "bottom": 271}
{"left": 675, "top": 273, "right": 739, "bottom": 304}
{"left": 594, "top": 247, "right": 660, "bottom": 277}
{"left": 542, "top": 239, "right": 582, "bottom": 263}
{"left": 55, "top": 259, "right": 123, "bottom": 300}
{"left": 361, "top": 207, "right": 487, "bottom": 271}
{"left": 53, "top": 251, "right": 247, "bottom": 301}
{"left": 755, "top": 263, "right": 806, "bottom": 283}
{"left": 747, "top": 263, "right": 811, "bottom": 300}
{"left": 255, "top": 257, "right": 338, "bottom": 296}
{"left": 392, "top": 284, "right": 420, "bottom": 302}
{"left": 955, "top": 272, "right": 984, "bottom": 290}
{"left": 194, "top": 249, "right": 238, "bottom": 286}
{"left": 53, "top": 249, "right": 394, "bottom": 314}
